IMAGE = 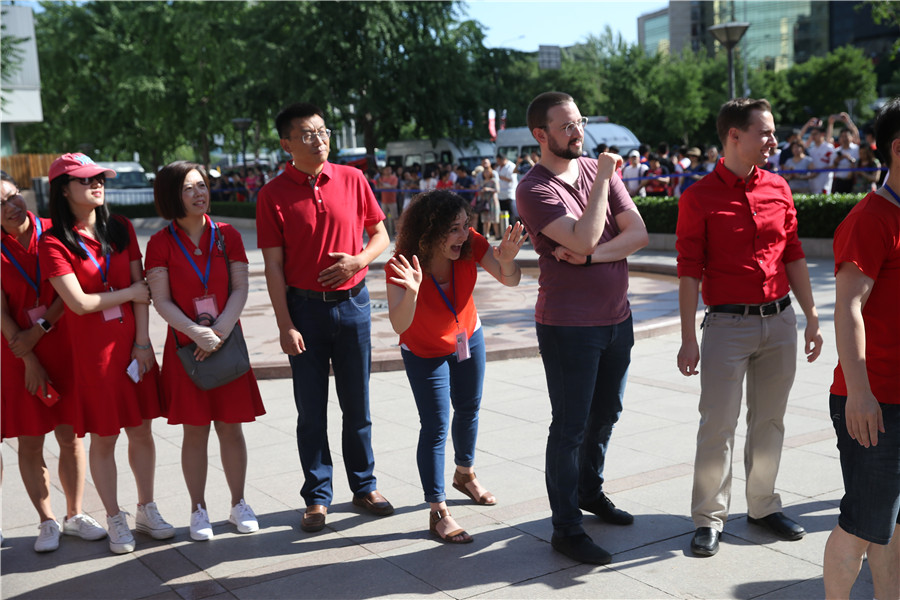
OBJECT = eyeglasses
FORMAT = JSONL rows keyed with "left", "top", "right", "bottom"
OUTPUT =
{"left": 298, "top": 129, "right": 332, "bottom": 144}
{"left": 182, "top": 181, "right": 208, "bottom": 194}
{"left": 69, "top": 174, "right": 106, "bottom": 186}
{"left": 560, "top": 117, "right": 588, "bottom": 137}
{"left": 543, "top": 117, "right": 588, "bottom": 137}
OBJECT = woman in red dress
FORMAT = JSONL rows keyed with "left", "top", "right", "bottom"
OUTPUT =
{"left": 145, "top": 161, "right": 264, "bottom": 542}
{"left": 40, "top": 153, "right": 174, "bottom": 554}
{"left": 1, "top": 171, "right": 107, "bottom": 552}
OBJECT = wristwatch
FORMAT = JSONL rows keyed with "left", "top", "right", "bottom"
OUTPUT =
{"left": 36, "top": 318, "right": 52, "bottom": 333}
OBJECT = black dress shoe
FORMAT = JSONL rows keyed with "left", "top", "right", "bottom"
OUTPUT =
{"left": 747, "top": 512, "right": 805, "bottom": 541}
{"left": 690, "top": 527, "right": 720, "bottom": 556}
{"left": 551, "top": 532, "right": 612, "bottom": 565}
{"left": 579, "top": 493, "right": 634, "bottom": 525}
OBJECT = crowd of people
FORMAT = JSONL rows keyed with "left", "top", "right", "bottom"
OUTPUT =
{"left": 1, "top": 94, "right": 898, "bottom": 600}
{"left": 613, "top": 114, "right": 886, "bottom": 199}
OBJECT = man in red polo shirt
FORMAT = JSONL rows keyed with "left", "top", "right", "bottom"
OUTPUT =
{"left": 676, "top": 97, "right": 824, "bottom": 557}
{"left": 257, "top": 102, "right": 393, "bottom": 533}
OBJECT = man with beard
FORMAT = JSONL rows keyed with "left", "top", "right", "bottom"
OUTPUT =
{"left": 516, "top": 91, "right": 649, "bottom": 564}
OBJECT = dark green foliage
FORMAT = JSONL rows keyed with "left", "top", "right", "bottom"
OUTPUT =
{"left": 792, "top": 194, "right": 861, "bottom": 239}
{"left": 632, "top": 196, "right": 680, "bottom": 234}
{"left": 633, "top": 194, "right": 861, "bottom": 238}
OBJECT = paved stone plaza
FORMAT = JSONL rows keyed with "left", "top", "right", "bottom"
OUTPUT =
{"left": 1, "top": 218, "right": 872, "bottom": 599}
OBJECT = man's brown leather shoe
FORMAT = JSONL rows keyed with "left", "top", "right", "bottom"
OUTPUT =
{"left": 352, "top": 490, "right": 394, "bottom": 516}
{"left": 301, "top": 504, "right": 327, "bottom": 532}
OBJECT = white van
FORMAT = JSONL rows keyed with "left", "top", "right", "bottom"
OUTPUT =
{"left": 386, "top": 139, "right": 495, "bottom": 174}
{"left": 496, "top": 117, "right": 641, "bottom": 161}
{"left": 97, "top": 161, "right": 154, "bottom": 205}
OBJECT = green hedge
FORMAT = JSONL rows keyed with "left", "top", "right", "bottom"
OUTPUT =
{"left": 110, "top": 201, "right": 257, "bottom": 220}
{"left": 633, "top": 193, "right": 862, "bottom": 239}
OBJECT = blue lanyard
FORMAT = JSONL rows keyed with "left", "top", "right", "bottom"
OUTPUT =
{"left": 168, "top": 219, "right": 216, "bottom": 292}
{"left": 77, "top": 238, "right": 110, "bottom": 287}
{"left": 430, "top": 263, "right": 458, "bottom": 326}
{"left": 0, "top": 216, "right": 42, "bottom": 296}
{"left": 884, "top": 184, "right": 900, "bottom": 208}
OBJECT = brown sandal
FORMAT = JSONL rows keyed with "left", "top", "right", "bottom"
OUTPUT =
{"left": 429, "top": 509, "right": 473, "bottom": 544}
{"left": 453, "top": 470, "right": 497, "bottom": 505}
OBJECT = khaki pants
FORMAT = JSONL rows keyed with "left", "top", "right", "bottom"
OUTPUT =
{"left": 691, "top": 306, "right": 798, "bottom": 530}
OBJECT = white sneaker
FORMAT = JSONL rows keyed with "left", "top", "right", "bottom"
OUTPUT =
{"left": 106, "top": 512, "right": 135, "bottom": 554}
{"left": 190, "top": 504, "right": 214, "bottom": 541}
{"left": 228, "top": 499, "right": 259, "bottom": 534}
{"left": 135, "top": 502, "right": 175, "bottom": 540}
{"left": 34, "top": 519, "right": 61, "bottom": 552}
{"left": 62, "top": 513, "right": 107, "bottom": 540}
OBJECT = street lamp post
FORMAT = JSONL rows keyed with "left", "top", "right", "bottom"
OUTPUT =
{"left": 709, "top": 22, "right": 750, "bottom": 100}
{"left": 230, "top": 118, "right": 253, "bottom": 170}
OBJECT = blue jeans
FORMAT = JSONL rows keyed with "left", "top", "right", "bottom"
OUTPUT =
{"left": 401, "top": 327, "right": 486, "bottom": 503}
{"left": 536, "top": 315, "right": 633, "bottom": 536}
{"left": 287, "top": 286, "right": 376, "bottom": 507}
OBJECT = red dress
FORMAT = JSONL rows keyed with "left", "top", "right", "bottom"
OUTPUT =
{"left": 144, "top": 218, "right": 264, "bottom": 425}
{"left": 1, "top": 214, "right": 78, "bottom": 438}
{"left": 39, "top": 216, "right": 162, "bottom": 437}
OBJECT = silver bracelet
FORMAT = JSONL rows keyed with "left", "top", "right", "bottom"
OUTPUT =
{"left": 133, "top": 342, "right": 151, "bottom": 350}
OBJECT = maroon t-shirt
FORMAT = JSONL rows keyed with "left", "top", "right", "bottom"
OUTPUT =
{"left": 516, "top": 157, "right": 637, "bottom": 326}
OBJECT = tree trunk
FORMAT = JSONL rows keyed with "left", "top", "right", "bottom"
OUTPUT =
{"left": 362, "top": 113, "right": 377, "bottom": 172}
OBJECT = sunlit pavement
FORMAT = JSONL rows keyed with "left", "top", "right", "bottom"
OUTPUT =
{"left": 2, "top": 218, "right": 862, "bottom": 599}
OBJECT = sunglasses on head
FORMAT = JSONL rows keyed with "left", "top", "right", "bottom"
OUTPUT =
{"left": 69, "top": 174, "right": 106, "bottom": 185}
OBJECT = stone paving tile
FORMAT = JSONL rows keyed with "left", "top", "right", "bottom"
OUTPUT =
{"left": 3, "top": 226, "right": 862, "bottom": 600}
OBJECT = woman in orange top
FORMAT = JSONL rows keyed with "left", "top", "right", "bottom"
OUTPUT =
{"left": 386, "top": 189, "right": 526, "bottom": 543}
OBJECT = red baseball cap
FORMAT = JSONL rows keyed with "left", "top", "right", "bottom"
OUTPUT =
{"left": 48, "top": 153, "right": 117, "bottom": 182}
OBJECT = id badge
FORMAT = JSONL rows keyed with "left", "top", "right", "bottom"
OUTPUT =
{"left": 193, "top": 294, "right": 219, "bottom": 326}
{"left": 455, "top": 328, "right": 470, "bottom": 362}
{"left": 102, "top": 289, "right": 123, "bottom": 322}
{"left": 26, "top": 305, "right": 48, "bottom": 327}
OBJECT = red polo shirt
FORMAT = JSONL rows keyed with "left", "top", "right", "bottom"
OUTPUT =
{"left": 676, "top": 159, "right": 805, "bottom": 305}
{"left": 256, "top": 161, "right": 385, "bottom": 291}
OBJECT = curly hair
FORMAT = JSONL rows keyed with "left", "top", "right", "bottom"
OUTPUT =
{"left": 394, "top": 189, "right": 473, "bottom": 272}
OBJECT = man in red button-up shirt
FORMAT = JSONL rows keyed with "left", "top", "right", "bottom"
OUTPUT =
{"left": 675, "top": 98, "right": 823, "bottom": 557}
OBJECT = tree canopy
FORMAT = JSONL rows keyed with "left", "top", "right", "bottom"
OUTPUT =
{"left": 14, "top": 1, "right": 893, "bottom": 170}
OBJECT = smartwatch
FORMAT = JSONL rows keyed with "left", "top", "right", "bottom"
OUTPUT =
{"left": 36, "top": 318, "right": 52, "bottom": 333}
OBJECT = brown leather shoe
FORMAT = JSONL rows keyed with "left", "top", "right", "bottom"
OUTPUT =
{"left": 352, "top": 490, "right": 394, "bottom": 516}
{"left": 301, "top": 504, "right": 327, "bottom": 532}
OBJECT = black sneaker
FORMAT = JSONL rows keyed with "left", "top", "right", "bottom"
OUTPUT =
{"left": 551, "top": 532, "right": 612, "bottom": 565}
{"left": 579, "top": 493, "right": 634, "bottom": 525}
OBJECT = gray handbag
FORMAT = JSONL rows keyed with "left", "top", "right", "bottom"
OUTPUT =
{"left": 173, "top": 224, "right": 251, "bottom": 390}
{"left": 175, "top": 323, "right": 250, "bottom": 390}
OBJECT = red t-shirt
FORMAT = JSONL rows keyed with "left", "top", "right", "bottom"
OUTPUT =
{"left": 387, "top": 229, "right": 489, "bottom": 358}
{"left": 830, "top": 192, "right": 900, "bottom": 404}
{"left": 256, "top": 161, "right": 385, "bottom": 291}
{"left": 676, "top": 160, "right": 805, "bottom": 305}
